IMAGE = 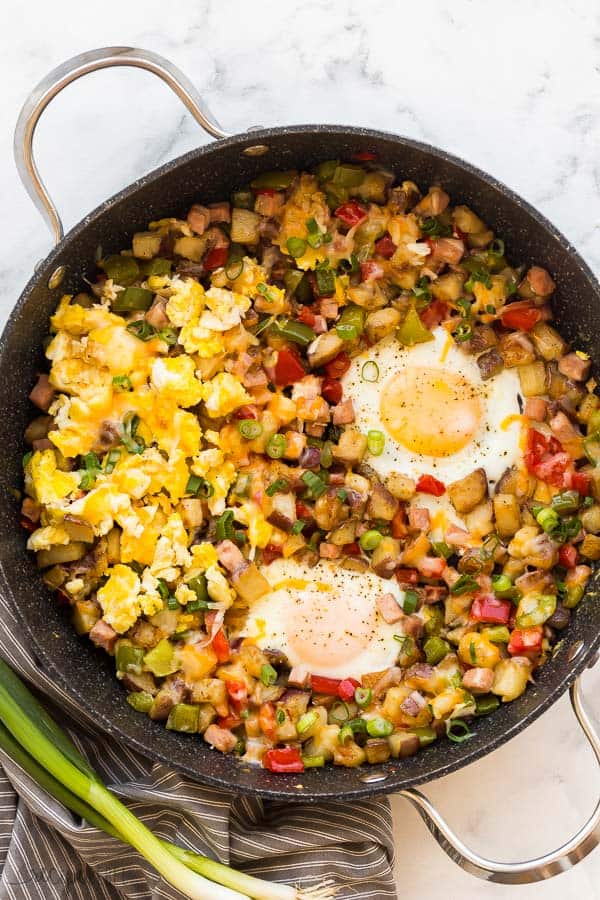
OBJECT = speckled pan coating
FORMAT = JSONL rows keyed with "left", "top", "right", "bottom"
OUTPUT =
{"left": 1, "top": 126, "right": 599, "bottom": 802}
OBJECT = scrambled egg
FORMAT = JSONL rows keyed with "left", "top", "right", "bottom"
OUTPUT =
{"left": 200, "top": 372, "right": 251, "bottom": 418}
{"left": 97, "top": 564, "right": 141, "bottom": 634}
{"left": 191, "top": 448, "right": 237, "bottom": 515}
{"left": 26, "top": 450, "right": 79, "bottom": 506}
{"left": 26, "top": 525, "right": 70, "bottom": 552}
{"left": 234, "top": 502, "right": 273, "bottom": 549}
{"left": 165, "top": 277, "right": 205, "bottom": 327}
{"left": 199, "top": 287, "right": 251, "bottom": 332}
{"left": 150, "top": 356, "right": 204, "bottom": 408}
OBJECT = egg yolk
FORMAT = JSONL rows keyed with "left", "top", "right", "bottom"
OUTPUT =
{"left": 381, "top": 366, "right": 483, "bottom": 457}
{"left": 286, "top": 585, "right": 377, "bottom": 670}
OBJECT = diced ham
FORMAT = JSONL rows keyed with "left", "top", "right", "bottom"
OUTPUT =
{"left": 424, "top": 585, "right": 448, "bottom": 603}
{"left": 417, "top": 556, "right": 446, "bottom": 578}
{"left": 208, "top": 201, "right": 231, "bottom": 223}
{"left": 305, "top": 422, "right": 326, "bottom": 436}
{"left": 288, "top": 665, "right": 311, "bottom": 689}
{"left": 216, "top": 540, "right": 246, "bottom": 574}
{"left": 145, "top": 297, "right": 170, "bottom": 330}
{"left": 319, "top": 542, "right": 341, "bottom": 559}
{"left": 283, "top": 430, "right": 307, "bottom": 460}
{"left": 243, "top": 366, "right": 269, "bottom": 388}
{"left": 32, "top": 438, "right": 53, "bottom": 451}
{"left": 445, "top": 525, "right": 472, "bottom": 547}
{"left": 372, "top": 666, "right": 403, "bottom": 698}
{"left": 402, "top": 614, "right": 424, "bottom": 640}
{"left": 332, "top": 399, "right": 355, "bottom": 425}
{"left": 29, "top": 374, "right": 56, "bottom": 412}
{"left": 524, "top": 396, "right": 547, "bottom": 421}
{"left": 558, "top": 352, "right": 591, "bottom": 382}
{"left": 442, "top": 566, "right": 461, "bottom": 588}
{"left": 376, "top": 592, "right": 404, "bottom": 624}
{"left": 89, "top": 619, "right": 118, "bottom": 653}
{"left": 292, "top": 375, "right": 322, "bottom": 403}
{"left": 550, "top": 411, "right": 582, "bottom": 445}
{"left": 254, "top": 192, "right": 285, "bottom": 217}
{"left": 526, "top": 266, "right": 555, "bottom": 297}
{"left": 187, "top": 203, "right": 211, "bottom": 235}
{"left": 312, "top": 315, "right": 328, "bottom": 334}
{"left": 21, "top": 497, "right": 41, "bottom": 524}
{"left": 204, "top": 724, "right": 238, "bottom": 753}
{"left": 461, "top": 667, "right": 494, "bottom": 694}
{"left": 400, "top": 690, "right": 427, "bottom": 717}
{"left": 205, "top": 226, "right": 230, "bottom": 251}
{"left": 408, "top": 506, "right": 431, "bottom": 532}
{"left": 476, "top": 574, "right": 493, "bottom": 593}
{"left": 431, "top": 238, "right": 464, "bottom": 266}
{"left": 320, "top": 299, "right": 339, "bottom": 319}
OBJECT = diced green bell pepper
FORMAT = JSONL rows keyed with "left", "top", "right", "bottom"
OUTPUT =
{"left": 143, "top": 638, "right": 179, "bottom": 677}
{"left": 115, "top": 641, "right": 144, "bottom": 676}
{"left": 411, "top": 726, "right": 437, "bottom": 747}
{"left": 99, "top": 254, "right": 140, "bottom": 286}
{"left": 423, "top": 636, "right": 451, "bottom": 665}
{"left": 112, "top": 287, "right": 154, "bottom": 312}
{"left": 475, "top": 694, "right": 500, "bottom": 716}
{"left": 397, "top": 306, "right": 434, "bottom": 346}
{"left": 140, "top": 257, "right": 173, "bottom": 277}
{"left": 515, "top": 593, "right": 556, "bottom": 628}
{"left": 166, "top": 703, "right": 200, "bottom": 733}
{"left": 127, "top": 691, "right": 154, "bottom": 713}
{"left": 250, "top": 170, "right": 296, "bottom": 190}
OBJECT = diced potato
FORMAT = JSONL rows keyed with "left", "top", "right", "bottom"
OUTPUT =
{"left": 458, "top": 632, "right": 501, "bottom": 668}
{"left": 492, "top": 658, "right": 531, "bottom": 702}
{"left": 581, "top": 504, "right": 600, "bottom": 534}
{"left": 371, "top": 537, "right": 401, "bottom": 577}
{"left": 530, "top": 322, "right": 568, "bottom": 361}
{"left": 179, "top": 498, "right": 204, "bottom": 530}
{"left": 580, "top": 533, "right": 600, "bottom": 560}
{"left": 188, "top": 678, "right": 228, "bottom": 715}
{"left": 453, "top": 205, "right": 487, "bottom": 235}
{"left": 37, "top": 542, "right": 87, "bottom": 568}
{"left": 367, "top": 484, "right": 399, "bottom": 521}
{"left": 332, "top": 429, "right": 368, "bottom": 465}
{"left": 238, "top": 643, "right": 270, "bottom": 678}
{"left": 577, "top": 393, "right": 600, "bottom": 425}
{"left": 173, "top": 235, "right": 210, "bottom": 262}
{"left": 499, "top": 333, "right": 536, "bottom": 368}
{"left": 386, "top": 472, "right": 416, "bottom": 501}
{"left": 388, "top": 732, "right": 420, "bottom": 758}
{"left": 365, "top": 739, "right": 391, "bottom": 764}
{"left": 304, "top": 724, "right": 340, "bottom": 761}
{"left": 518, "top": 360, "right": 547, "bottom": 397}
{"left": 197, "top": 703, "right": 217, "bottom": 734}
{"left": 448, "top": 468, "right": 487, "bottom": 514}
{"left": 106, "top": 527, "right": 121, "bottom": 565}
{"left": 493, "top": 493, "right": 521, "bottom": 538}
{"left": 333, "top": 740, "right": 367, "bottom": 767}
{"left": 72, "top": 599, "right": 100, "bottom": 635}
{"left": 307, "top": 331, "right": 345, "bottom": 368}
{"left": 365, "top": 308, "right": 401, "bottom": 343}
{"left": 230, "top": 208, "right": 260, "bottom": 244}
{"left": 231, "top": 564, "right": 271, "bottom": 602}
{"left": 431, "top": 272, "right": 464, "bottom": 302}
{"left": 382, "top": 685, "right": 410, "bottom": 724}
{"left": 465, "top": 500, "right": 494, "bottom": 537}
{"left": 132, "top": 231, "right": 162, "bottom": 259}
{"left": 329, "top": 519, "right": 357, "bottom": 546}
{"left": 62, "top": 518, "right": 94, "bottom": 543}
{"left": 314, "top": 494, "right": 348, "bottom": 531}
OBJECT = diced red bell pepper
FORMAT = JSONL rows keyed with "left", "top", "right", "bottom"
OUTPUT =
{"left": 324, "top": 352, "right": 352, "bottom": 379}
{"left": 20, "top": 517, "right": 37, "bottom": 533}
{"left": 212, "top": 629, "right": 231, "bottom": 663}
{"left": 295, "top": 500, "right": 313, "bottom": 520}
{"left": 258, "top": 702, "right": 276, "bottom": 738}
{"left": 360, "top": 260, "right": 385, "bottom": 282}
{"left": 351, "top": 150, "right": 377, "bottom": 161}
{"left": 342, "top": 541, "right": 361, "bottom": 556}
{"left": 225, "top": 680, "right": 248, "bottom": 705}
{"left": 525, "top": 428, "right": 571, "bottom": 488}
{"left": 471, "top": 594, "right": 512, "bottom": 624}
{"left": 375, "top": 234, "right": 397, "bottom": 259}
{"left": 263, "top": 746, "right": 305, "bottom": 773}
{"left": 395, "top": 567, "right": 419, "bottom": 585}
{"left": 334, "top": 200, "right": 368, "bottom": 228}
{"left": 311, "top": 675, "right": 342, "bottom": 695}
{"left": 233, "top": 404, "right": 259, "bottom": 420}
{"left": 420, "top": 300, "right": 448, "bottom": 330}
{"left": 203, "top": 246, "right": 228, "bottom": 271}
{"left": 558, "top": 544, "right": 579, "bottom": 568}
{"left": 337, "top": 678, "right": 360, "bottom": 701}
{"left": 416, "top": 474, "right": 446, "bottom": 496}
{"left": 262, "top": 543, "right": 283, "bottom": 565}
{"left": 274, "top": 347, "right": 306, "bottom": 385}
{"left": 500, "top": 303, "right": 542, "bottom": 332}
{"left": 533, "top": 453, "right": 572, "bottom": 488}
{"left": 391, "top": 506, "right": 408, "bottom": 539}
{"left": 453, "top": 227, "right": 468, "bottom": 242}
{"left": 508, "top": 626, "right": 543, "bottom": 656}
{"left": 217, "top": 714, "right": 242, "bottom": 730}
{"left": 254, "top": 187, "right": 276, "bottom": 196}
{"left": 297, "top": 306, "right": 317, "bottom": 327}
{"left": 567, "top": 470, "right": 591, "bottom": 496}
{"left": 322, "top": 377, "right": 343, "bottom": 404}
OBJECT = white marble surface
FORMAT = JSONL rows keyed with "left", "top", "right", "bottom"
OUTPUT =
{"left": 2, "top": 0, "right": 600, "bottom": 896}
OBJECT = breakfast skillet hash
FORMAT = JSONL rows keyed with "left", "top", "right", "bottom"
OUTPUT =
{"left": 21, "top": 160, "right": 600, "bottom": 773}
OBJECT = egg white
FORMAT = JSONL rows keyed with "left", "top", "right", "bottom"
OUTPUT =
{"left": 342, "top": 326, "right": 524, "bottom": 488}
{"left": 241, "top": 558, "right": 411, "bottom": 680}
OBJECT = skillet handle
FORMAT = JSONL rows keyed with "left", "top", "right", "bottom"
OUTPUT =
{"left": 14, "top": 46, "right": 231, "bottom": 246}
{"left": 398, "top": 675, "right": 600, "bottom": 884}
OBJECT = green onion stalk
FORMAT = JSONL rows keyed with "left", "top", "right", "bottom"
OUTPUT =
{"left": 0, "top": 659, "right": 335, "bottom": 900}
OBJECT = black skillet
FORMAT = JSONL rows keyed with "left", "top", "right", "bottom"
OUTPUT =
{"left": 4, "top": 47, "right": 600, "bottom": 884}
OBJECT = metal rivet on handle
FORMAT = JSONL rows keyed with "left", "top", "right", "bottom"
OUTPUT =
{"left": 242, "top": 144, "right": 270, "bottom": 157}
{"left": 567, "top": 640, "right": 585, "bottom": 663}
{"left": 359, "top": 771, "right": 389, "bottom": 784}
{"left": 47, "top": 265, "right": 66, "bottom": 289}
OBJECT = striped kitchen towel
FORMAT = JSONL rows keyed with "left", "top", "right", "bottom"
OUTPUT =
{"left": 0, "top": 591, "right": 397, "bottom": 899}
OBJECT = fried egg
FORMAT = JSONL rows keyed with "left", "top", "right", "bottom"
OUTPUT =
{"left": 242, "top": 558, "right": 411, "bottom": 679}
{"left": 342, "top": 326, "right": 524, "bottom": 488}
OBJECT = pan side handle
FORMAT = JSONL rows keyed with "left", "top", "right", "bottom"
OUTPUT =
{"left": 14, "top": 47, "right": 230, "bottom": 245}
{"left": 398, "top": 675, "right": 600, "bottom": 883}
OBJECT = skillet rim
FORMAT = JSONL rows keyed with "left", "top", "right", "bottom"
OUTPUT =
{"left": 3, "top": 123, "right": 600, "bottom": 801}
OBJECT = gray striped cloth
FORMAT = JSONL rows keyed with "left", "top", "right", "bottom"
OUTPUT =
{"left": 0, "top": 591, "right": 397, "bottom": 899}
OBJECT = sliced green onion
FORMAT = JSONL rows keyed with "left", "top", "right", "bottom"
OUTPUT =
{"left": 366, "top": 717, "right": 393, "bottom": 738}
{"left": 420, "top": 217, "right": 452, "bottom": 238}
{"left": 431, "top": 541, "right": 452, "bottom": 559}
{"left": 361, "top": 360, "right": 379, "bottom": 382}
{"left": 450, "top": 573, "right": 479, "bottom": 595}
{"left": 401, "top": 589, "right": 419, "bottom": 615}
{"left": 22, "top": 450, "right": 33, "bottom": 468}
{"left": 167, "top": 596, "right": 180, "bottom": 611}
{"left": 158, "top": 328, "right": 178, "bottom": 346}
{"left": 275, "top": 708, "right": 286, "bottom": 726}
{"left": 367, "top": 430, "right": 385, "bottom": 456}
{"left": 291, "top": 519, "right": 306, "bottom": 534}
{"left": 354, "top": 687, "right": 372, "bottom": 708}
{"left": 266, "top": 433, "right": 286, "bottom": 459}
{"left": 488, "top": 238, "right": 505, "bottom": 258}
{"left": 260, "top": 664, "right": 277, "bottom": 686}
{"left": 256, "top": 283, "right": 279, "bottom": 304}
{"left": 491, "top": 574, "right": 513, "bottom": 596}
{"left": 126, "top": 319, "right": 156, "bottom": 341}
{"left": 296, "top": 711, "right": 318, "bottom": 735}
{"left": 301, "top": 754, "right": 325, "bottom": 768}
{"left": 446, "top": 718, "right": 473, "bottom": 743}
{"left": 187, "top": 574, "right": 209, "bottom": 603}
{"left": 455, "top": 322, "right": 472, "bottom": 342}
{"left": 186, "top": 476, "right": 214, "bottom": 498}
{"left": 112, "top": 375, "right": 133, "bottom": 392}
{"left": 216, "top": 510, "right": 235, "bottom": 541}
{"left": 329, "top": 701, "right": 350, "bottom": 724}
{"left": 536, "top": 506, "right": 560, "bottom": 533}
{"left": 338, "top": 724, "right": 354, "bottom": 744}
{"left": 301, "top": 470, "right": 327, "bottom": 498}
{"left": 286, "top": 237, "right": 307, "bottom": 258}
{"left": 121, "top": 412, "right": 145, "bottom": 454}
{"left": 320, "top": 441, "right": 333, "bottom": 468}
{"left": 359, "top": 529, "right": 383, "bottom": 552}
{"left": 336, "top": 323, "right": 358, "bottom": 341}
{"left": 475, "top": 694, "right": 500, "bottom": 716}
{"left": 156, "top": 579, "right": 170, "bottom": 601}
{"left": 266, "top": 478, "right": 289, "bottom": 497}
{"left": 104, "top": 449, "right": 121, "bottom": 474}
{"left": 238, "top": 419, "right": 263, "bottom": 440}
